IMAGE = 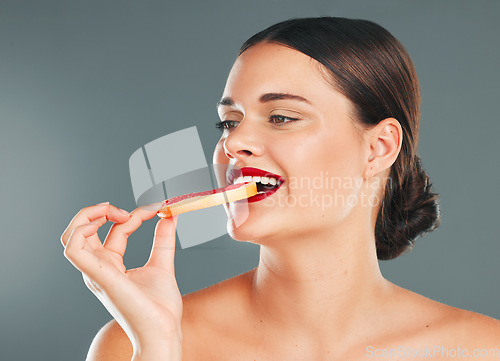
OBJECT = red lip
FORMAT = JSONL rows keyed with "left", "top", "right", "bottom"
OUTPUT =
{"left": 227, "top": 167, "right": 285, "bottom": 185}
{"left": 227, "top": 166, "right": 285, "bottom": 203}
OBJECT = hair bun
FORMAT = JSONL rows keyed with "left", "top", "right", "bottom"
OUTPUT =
{"left": 375, "top": 156, "right": 441, "bottom": 260}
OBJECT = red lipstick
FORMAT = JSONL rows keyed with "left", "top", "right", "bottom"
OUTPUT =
{"left": 228, "top": 167, "right": 285, "bottom": 203}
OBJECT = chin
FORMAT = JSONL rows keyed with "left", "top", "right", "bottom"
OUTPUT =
{"left": 226, "top": 212, "right": 292, "bottom": 247}
{"left": 225, "top": 212, "right": 260, "bottom": 243}
{"left": 224, "top": 205, "right": 273, "bottom": 244}
{"left": 226, "top": 227, "right": 255, "bottom": 243}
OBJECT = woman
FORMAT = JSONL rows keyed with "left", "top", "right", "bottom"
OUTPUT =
{"left": 61, "top": 17, "right": 500, "bottom": 360}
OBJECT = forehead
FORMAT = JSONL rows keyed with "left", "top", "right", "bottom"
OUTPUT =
{"left": 220, "top": 42, "right": 357, "bottom": 130}
{"left": 223, "top": 42, "right": 332, "bottom": 97}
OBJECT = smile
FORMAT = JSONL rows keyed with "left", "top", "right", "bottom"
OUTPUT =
{"left": 227, "top": 167, "right": 285, "bottom": 203}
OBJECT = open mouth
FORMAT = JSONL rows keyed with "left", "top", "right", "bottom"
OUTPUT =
{"left": 227, "top": 167, "right": 285, "bottom": 203}
{"left": 233, "top": 175, "right": 283, "bottom": 194}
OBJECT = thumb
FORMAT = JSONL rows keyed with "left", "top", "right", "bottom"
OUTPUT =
{"left": 145, "top": 215, "right": 178, "bottom": 271}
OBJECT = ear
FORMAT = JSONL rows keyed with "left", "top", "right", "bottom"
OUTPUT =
{"left": 363, "top": 118, "right": 403, "bottom": 180}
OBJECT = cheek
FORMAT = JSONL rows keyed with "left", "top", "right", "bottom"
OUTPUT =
{"left": 278, "top": 128, "right": 364, "bottom": 218}
{"left": 213, "top": 139, "right": 227, "bottom": 165}
{"left": 280, "top": 129, "right": 362, "bottom": 182}
{"left": 322, "top": 123, "right": 364, "bottom": 178}
{"left": 212, "top": 139, "right": 231, "bottom": 186}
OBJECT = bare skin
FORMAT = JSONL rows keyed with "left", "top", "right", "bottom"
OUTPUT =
{"left": 91, "top": 272, "right": 500, "bottom": 360}
{"left": 72, "top": 43, "right": 500, "bottom": 361}
{"left": 181, "top": 270, "right": 500, "bottom": 360}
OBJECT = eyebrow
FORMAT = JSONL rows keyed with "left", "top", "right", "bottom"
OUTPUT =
{"left": 216, "top": 93, "right": 310, "bottom": 109}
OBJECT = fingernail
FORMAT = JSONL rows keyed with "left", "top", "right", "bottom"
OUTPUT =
{"left": 119, "top": 208, "right": 131, "bottom": 216}
{"left": 97, "top": 201, "right": 110, "bottom": 205}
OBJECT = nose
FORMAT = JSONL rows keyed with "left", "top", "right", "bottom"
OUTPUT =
{"left": 223, "top": 121, "right": 264, "bottom": 160}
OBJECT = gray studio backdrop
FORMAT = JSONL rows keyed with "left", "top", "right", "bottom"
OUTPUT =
{"left": 1, "top": 1, "right": 498, "bottom": 360}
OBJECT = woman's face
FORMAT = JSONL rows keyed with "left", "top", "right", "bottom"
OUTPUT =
{"left": 213, "top": 42, "right": 370, "bottom": 245}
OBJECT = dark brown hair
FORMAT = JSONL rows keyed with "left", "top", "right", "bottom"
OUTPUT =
{"left": 239, "top": 17, "right": 441, "bottom": 260}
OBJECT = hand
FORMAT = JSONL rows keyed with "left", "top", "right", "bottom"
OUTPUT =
{"left": 61, "top": 202, "right": 182, "bottom": 359}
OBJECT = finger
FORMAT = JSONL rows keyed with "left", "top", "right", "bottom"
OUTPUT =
{"left": 138, "top": 202, "right": 164, "bottom": 212}
{"left": 61, "top": 202, "right": 131, "bottom": 247}
{"left": 63, "top": 222, "right": 102, "bottom": 271}
{"left": 145, "top": 216, "right": 178, "bottom": 271}
{"left": 65, "top": 222, "right": 125, "bottom": 291}
{"left": 102, "top": 207, "right": 158, "bottom": 257}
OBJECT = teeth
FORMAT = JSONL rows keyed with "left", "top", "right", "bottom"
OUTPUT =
{"left": 232, "top": 176, "right": 280, "bottom": 186}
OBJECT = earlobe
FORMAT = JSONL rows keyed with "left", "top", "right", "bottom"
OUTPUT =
{"left": 363, "top": 118, "right": 402, "bottom": 179}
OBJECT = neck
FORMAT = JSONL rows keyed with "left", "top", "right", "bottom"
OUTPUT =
{"left": 248, "top": 220, "right": 393, "bottom": 347}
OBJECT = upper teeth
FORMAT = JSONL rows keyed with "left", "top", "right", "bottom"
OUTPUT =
{"left": 233, "top": 176, "right": 278, "bottom": 186}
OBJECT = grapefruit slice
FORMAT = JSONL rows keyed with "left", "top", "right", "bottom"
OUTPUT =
{"left": 157, "top": 181, "right": 257, "bottom": 218}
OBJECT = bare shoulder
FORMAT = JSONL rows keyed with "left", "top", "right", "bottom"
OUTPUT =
{"left": 86, "top": 319, "right": 133, "bottom": 361}
{"left": 426, "top": 305, "right": 500, "bottom": 360}
{"left": 182, "top": 268, "right": 254, "bottom": 324}
{"left": 182, "top": 269, "right": 252, "bottom": 315}
{"left": 443, "top": 306, "right": 500, "bottom": 344}
{"left": 397, "top": 286, "right": 500, "bottom": 348}
{"left": 181, "top": 269, "right": 255, "bottom": 360}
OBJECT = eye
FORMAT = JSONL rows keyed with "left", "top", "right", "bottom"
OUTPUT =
{"left": 269, "top": 114, "right": 299, "bottom": 126}
{"left": 215, "top": 120, "right": 239, "bottom": 132}
{"left": 215, "top": 115, "right": 299, "bottom": 132}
